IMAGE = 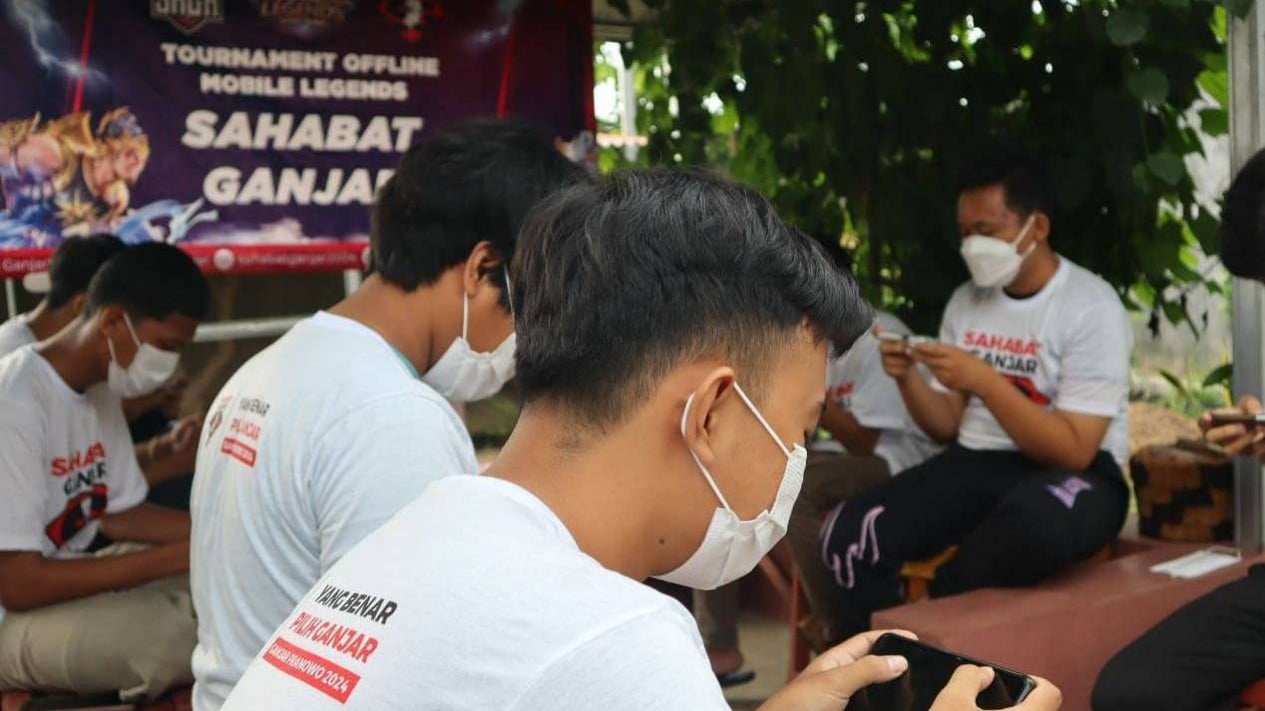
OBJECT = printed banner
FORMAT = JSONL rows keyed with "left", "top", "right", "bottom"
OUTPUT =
{"left": 0, "top": 0, "right": 594, "bottom": 277}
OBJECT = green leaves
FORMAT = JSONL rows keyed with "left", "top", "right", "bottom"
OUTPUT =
{"left": 1147, "top": 153, "right": 1186, "bottom": 185}
{"left": 619, "top": 0, "right": 1228, "bottom": 334}
{"left": 1106, "top": 8, "right": 1150, "bottom": 46}
{"left": 1126, "top": 68, "right": 1170, "bottom": 103}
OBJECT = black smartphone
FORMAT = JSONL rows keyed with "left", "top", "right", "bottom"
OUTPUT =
{"left": 843, "top": 634, "right": 1037, "bottom": 711}
{"left": 1207, "top": 412, "right": 1265, "bottom": 428}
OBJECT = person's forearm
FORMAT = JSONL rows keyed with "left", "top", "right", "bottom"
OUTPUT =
{"left": 0, "top": 543, "right": 188, "bottom": 611}
{"left": 973, "top": 373, "right": 1098, "bottom": 470}
{"left": 820, "top": 408, "right": 880, "bottom": 456}
{"left": 897, "top": 376, "right": 961, "bottom": 443}
{"left": 101, "top": 503, "right": 190, "bottom": 544}
{"left": 137, "top": 437, "right": 186, "bottom": 487}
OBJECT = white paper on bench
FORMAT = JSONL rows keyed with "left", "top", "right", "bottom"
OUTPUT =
{"left": 1149, "top": 546, "right": 1242, "bottom": 579}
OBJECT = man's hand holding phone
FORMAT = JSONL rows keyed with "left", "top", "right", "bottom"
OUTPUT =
{"left": 759, "top": 630, "right": 1062, "bottom": 711}
{"left": 1200, "top": 395, "right": 1265, "bottom": 457}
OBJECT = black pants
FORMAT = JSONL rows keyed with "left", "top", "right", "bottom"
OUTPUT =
{"left": 1092, "top": 566, "right": 1265, "bottom": 711}
{"left": 819, "top": 445, "right": 1129, "bottom": 637}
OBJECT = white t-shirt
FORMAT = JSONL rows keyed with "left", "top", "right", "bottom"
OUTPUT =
{"left": 190, "top": 312, "right": 478, "bottom": 711}
{"left": 824, "top": 311, "right": 942, "bottom": 474}
{"left": 933, "top": 257, "right": 1131, "bottom": 465}
{"left": 0, "top": 347, "right": 147, "bottom": 620}
{"left": 0, "top": 316, "right": 36, "bottom": 357}
{"left": 222, "top": 476, "right": 727, "bottom": 711}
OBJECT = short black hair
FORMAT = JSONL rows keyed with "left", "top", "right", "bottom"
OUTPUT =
{"left": 371, "top": 118, "right": 588, "bottom": 297}
{"left": 956, "top": 146, "right": 1056, "bottom": 221}
{"left": 1221, "top": 148, "right": 1265, "bottom": 282}
{"left": 513, "top": 168, "right": 872, "bottom": 431}
{"left": 84, "top": 243, "right": 210, "bottom": 322}
{"left": 46, "top": 234, "right": 126, "bottom": 309}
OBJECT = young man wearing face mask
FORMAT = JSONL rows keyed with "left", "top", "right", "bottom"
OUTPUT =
{"left": 0, "top": 235, "right": 202, "bottom": 496}
{"left": 188, "top": 118, "right": 586, "bottom": 711}
{"left": 218, "top": 169, "right": 1061, "bottom": 711}
{"left": 818, "top": 148, "right": 1132, "bottom": 642}
{"left": 0, "top": 243, "right": 209, "bottom": 699}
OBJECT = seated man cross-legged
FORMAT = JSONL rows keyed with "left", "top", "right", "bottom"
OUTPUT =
{"left": 819, "top": 148, "right": 1133, "bottom": 641}
{"left": 220, "top": 169, "right": 1059, "bottom": 711}
{"left": 0, "top": 243, "right": 210, "bottom": 701}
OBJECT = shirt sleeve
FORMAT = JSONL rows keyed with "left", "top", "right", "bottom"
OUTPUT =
{"left": 1055, "top": 301, "right": 1132, "bottom": 418}
{"left": 510, "top": 607, "right": 730, "bottom": 711}
{"left": 0, "top": 398, "right": 48, "bottom": 552}
{"left": 310, "top": 393, "right": 477, "bottom": 573}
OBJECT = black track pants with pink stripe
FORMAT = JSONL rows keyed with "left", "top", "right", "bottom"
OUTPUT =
{"left": 817, "top": 445, "right": 1128, "bottom": 639}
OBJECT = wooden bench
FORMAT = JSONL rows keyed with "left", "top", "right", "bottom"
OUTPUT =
{"left": 874, "top": 538, "right": 1261, "bottom": 711}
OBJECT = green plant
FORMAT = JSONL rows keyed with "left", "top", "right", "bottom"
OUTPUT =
{"left": 604, "top": 0, "right": 1248, "bottom": 334}
{"left": 1158, "top": 361, "right": 1233, "bottom": 416}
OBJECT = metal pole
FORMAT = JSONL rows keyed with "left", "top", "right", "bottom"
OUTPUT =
{"left": 3, "top": 279, "right": 15, "bottom": 320}
{"left": 1228, "top": 4, "right": 1265, "bottom": 553}
{"left": 619, "top": 61, "right": 638, "bottom": 162}
{"left": 194, "top": 316, "right": 304, "bottom": 344}
{"left": 343, "top": 268, "right": 363, "bottom": 297}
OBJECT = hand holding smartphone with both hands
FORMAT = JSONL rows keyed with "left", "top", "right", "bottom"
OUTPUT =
{"left": 760, "top": 630, "right": 1061, "bottom": 711}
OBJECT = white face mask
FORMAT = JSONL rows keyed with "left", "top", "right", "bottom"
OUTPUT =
{"left": 959, "top": 215, "right": 1037, "bottom": 289}
{"left": 106, "top": 313, "right": 180, "bottom": 398}
{"left": 421, "top": 288, "right": 516, "bottom": 403}
{"left": 655, "top": 384, "right": 807, "bottom": 590}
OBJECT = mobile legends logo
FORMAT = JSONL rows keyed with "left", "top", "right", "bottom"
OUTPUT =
{"left": 258, "top": 0, "right": 352, "bottom": 23}
{"left": 150, "top": 0, "right": 224, "bottom": 35}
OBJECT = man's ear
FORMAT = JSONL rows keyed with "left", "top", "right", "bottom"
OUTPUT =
{"left": 96, "top": 305, "right": 128, "bottom": 341}
{"left": 681, "top": 366, "right": 737, "bottom": 468}
{"left": 70, "top": 292, "right": 88, "bottom": 315}
{"left": 461, "top": 241, "right": 505, "bottom": 296}
{"left": 1031, "top": 211, "right": 1052, "bottom": 245}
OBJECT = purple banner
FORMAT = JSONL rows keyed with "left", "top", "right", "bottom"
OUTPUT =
{"left": 0, "top": 0, "right": 593, "bottom": 275}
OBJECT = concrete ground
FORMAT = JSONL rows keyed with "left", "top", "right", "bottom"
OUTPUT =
{"left": 724, "top": 613, "right": 792, "bottom": 711}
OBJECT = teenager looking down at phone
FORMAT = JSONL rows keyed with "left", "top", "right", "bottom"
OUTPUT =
{"left": 0, "top": 243, "right": 209, "bottom": 700}
{"left": 218, "top": 169, "right": 1060, "bottom": 711}
{"left": 189, "top": 119, "right": 586, "bottom": 711}
{"left": 0, "top": 235, "right": 201, "bottom": 493}
{"left": 819, "top": 147, "right": 1132, "bottom": 641}
{"left": 1091, "top": 147, "right": 1265, "bottom": 711}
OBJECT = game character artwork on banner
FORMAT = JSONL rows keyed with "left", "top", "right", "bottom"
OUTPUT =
{"left": 0, "top": 0, "right": 593, "bottom": 277}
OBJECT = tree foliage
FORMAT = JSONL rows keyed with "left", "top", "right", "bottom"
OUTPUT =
{"left": 604, "top": 0, "right": 1246, "bottom": 333}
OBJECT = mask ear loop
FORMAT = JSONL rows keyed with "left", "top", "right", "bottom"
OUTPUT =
{"left": 732, "top": 384, "right": 792, "bottom": 458}
{"left": 461, "top": 290, "right": 470, "bottom": 341}
{"left": 680, "top": 393, "right": 734, "bottom": 511}
{"left": 1015, "top": 214, "right": 1038, "bottom": 259}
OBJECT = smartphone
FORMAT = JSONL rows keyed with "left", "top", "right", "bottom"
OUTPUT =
{"left": 1207, "top": 412, "right": 1265, "bottom": 428}
{"left": 843, "top": 634, "right": 1036, "bottom": 711}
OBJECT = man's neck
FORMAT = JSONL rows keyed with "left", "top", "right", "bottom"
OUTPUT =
{"left": 37, "top": 322, "right": 104, "bottom": 393}
{"left": 487, "top": 409, "right": 673, "bottom": 581}
{"left": 25, "top": 301, "right": 74, "bottom": 342}
{"left": 327, "top": 275, "right": 437, "bottom": 375}
{"left": 1005, "top": 248, "right": 1060, "bottom": 298}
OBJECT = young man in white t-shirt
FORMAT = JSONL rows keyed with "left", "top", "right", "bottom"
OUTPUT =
{"left": 220, "top": 170, "right": 1060, "bottom": 711}
{"left": 188, "top": 119, "right": 587, "bottom": 711}
{"left": 0, "top": 243, "right": 210, "bottom": 700}
{"left": 819, "top": 148, "right": 1132, "bottom": 641}
{"left": 0, "top": 235, "right": 201, "bottom": 494}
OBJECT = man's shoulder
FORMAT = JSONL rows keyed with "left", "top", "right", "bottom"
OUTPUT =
{"left": 0, "top": 347, "right": 45, "bottom": 401}
{"left": 0, "top": 318, "right": 34, "bottom": 356}
{"left": 1055, "top": 259, "right": 1128, "bottom": 319}
{"left": 224, "top": 319, "right": 456, "bottom": 425}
